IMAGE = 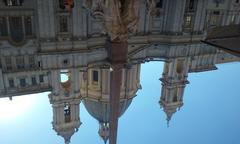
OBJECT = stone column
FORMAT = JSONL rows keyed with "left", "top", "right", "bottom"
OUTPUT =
{"left": 72, "top": 0, "right": 82, "bottom": 37}
{"left": 37, "top": 0, "right": 55, "bottom": 38}
{"left": 164, "top": 0, "right": 186, "bottom": 33}
{"left": 71, "top": 68, "right": 80, "bottom": 94}
{"left": 193, "top": 0, "right": 207, "bottom": 32}
{"left": 51, "top": 70, "right": 61, "bottom": 96}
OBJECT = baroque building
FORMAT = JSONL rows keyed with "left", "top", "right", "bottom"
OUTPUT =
{"left": 0, "top": 0, "right": 240, "bottom": 144}
{"left": 80, "top": 63, "right": 141, "bottom": 143}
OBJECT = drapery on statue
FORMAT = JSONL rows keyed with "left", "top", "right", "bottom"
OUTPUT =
{"left": 84, "top": 0, "right": 155, "bottom": 42}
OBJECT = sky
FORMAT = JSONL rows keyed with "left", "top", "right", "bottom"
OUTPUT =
{"left": 0, "top": 61, "right": 240, "bottom": 144}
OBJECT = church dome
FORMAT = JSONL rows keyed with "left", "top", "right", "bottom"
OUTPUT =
{"left": 83, "top": 98, "right": 133, "bottom": 123}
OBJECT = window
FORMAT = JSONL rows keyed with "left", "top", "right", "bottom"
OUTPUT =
{"left": 20, "top": 78, "right": 26, "bottom": 87}
{"left": 16, "top": 56, "right": 25, "bottom": 69}
{"left": 209, "top": 11, "right": 221, "bottom": 27}
{"left": 0, "top": 16, "right": 33, "bottom": 42}
{"left": 92, "top": 70, "right": 99, "bottom": 83}
{"left": 31, "top": 77, "right": 37, "bottom": 86}
{"left": 38, "top": 61, "right": 41, "bottom": 68}
{"left": 156, "top": 0, "right": 163, "bottom": 8}
{"left": 213, "top": 11, "right": 220, "bottom": 15}
{"left": 189, "top": 0, "right": 194, "bottom": 10}
{"left": 24, "top": 17, "right": 33, "bottom": 36}
{"left": 4, "top": 0, "right": 24, "bottom": 6}
{"left": 29, "top": 55, "right": 35, "bottom": 68}
{"left": 62, "top": 59, "right": 69, "bottom": 66}
{"left": 60, "top": 70, "right": 69, "bottom": 83}
{"left": 5, "top": 57, "right": 12, "bottom": 70}
{"left": 8, "top": 78, "right": 14, "bottom": 88}
{"left": 64, "top": 103, "right": 71, "bottom": 123}
{"left": 185, "top": 16, "right": 192, "bottom": 26}
{"left": 9, "top": 17, "right": 24, "bottom": 43}
{"left": 59, "top": 16, "right": 68, "bottom": 33}
{"left": 0, "top": 17, "right": 8, "bottom": 36}
{"left": 186, "top": 0, "right": 197, "bottom": 12}
{"left": 184, "top": 15, "right": 193, "bottom": 30}
{"left": 39, "top": 75, "right": 44, "bottom": 83}
{"left": 173, "top": 89, "right": 178, "bottom": 102}
{"left": 59, "top": 0, "right": 65, "bottom": 9}
{"left": 213, "top": 0, "right": 225, "bottom": 7}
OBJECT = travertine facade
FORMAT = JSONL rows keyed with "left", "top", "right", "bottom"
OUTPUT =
{"left": 0, "top": 0, "right": 240, "bottom": 144}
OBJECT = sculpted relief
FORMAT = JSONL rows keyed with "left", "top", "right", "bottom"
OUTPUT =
{"left": 84, "top": 0, "right": 155, "bottom": 42}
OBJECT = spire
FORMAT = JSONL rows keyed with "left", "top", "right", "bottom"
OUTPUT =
{"left": 166, "top": 111, "right": 173, "bottom": 122}
{"left": 166, "top": 109, "right": 173, "bottom": 127}
{"left": 103, "top": 136, "right": 108, "bottom": 144}
{"left": 65, "top": 138, "right": 70, "bottom": 144}
{"left": 98, "top": 122, "right": 110, "bottom": 144}
{"left": 57, "top": 130, "right": 75, "bottom": 144}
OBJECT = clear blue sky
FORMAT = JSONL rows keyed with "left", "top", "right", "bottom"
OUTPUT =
{"left": 0, "top": 61, "right": 240, "bottom": 144}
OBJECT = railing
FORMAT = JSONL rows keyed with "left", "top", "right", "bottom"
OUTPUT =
{"left": 205, "top": 10, "right": 240, "bottom": 30}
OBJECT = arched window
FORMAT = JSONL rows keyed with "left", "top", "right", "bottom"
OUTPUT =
{"left": 0, "top": 16, "right": 33, "bottom": 43}
{"left": 9, "top": 17, "right": 24, "bottom": 43}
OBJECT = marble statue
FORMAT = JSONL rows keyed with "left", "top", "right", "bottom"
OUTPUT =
{"left": 84, "top": 0, "right": 155, "bottom": 42}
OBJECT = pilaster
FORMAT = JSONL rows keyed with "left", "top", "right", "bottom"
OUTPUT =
{"left": 0, "top": 69, "right": 5, "bottom": 93}
{"left": 193, "top": 0, "right": 208, "bottom": 32}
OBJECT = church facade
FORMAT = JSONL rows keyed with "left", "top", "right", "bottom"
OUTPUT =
{"left": 0, "top": 0, "right": 240, "bottom": 144}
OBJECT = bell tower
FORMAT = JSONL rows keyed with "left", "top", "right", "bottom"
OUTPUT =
{"left": 49, "top": 69, "right": 82, "bottom": 144}
{"left": 159, "top": 58, "right": 190, "bottom": 124}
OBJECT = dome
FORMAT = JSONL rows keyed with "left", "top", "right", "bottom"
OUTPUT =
{"left": 83, "top": 99, "right": 133, "bottom": 123}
